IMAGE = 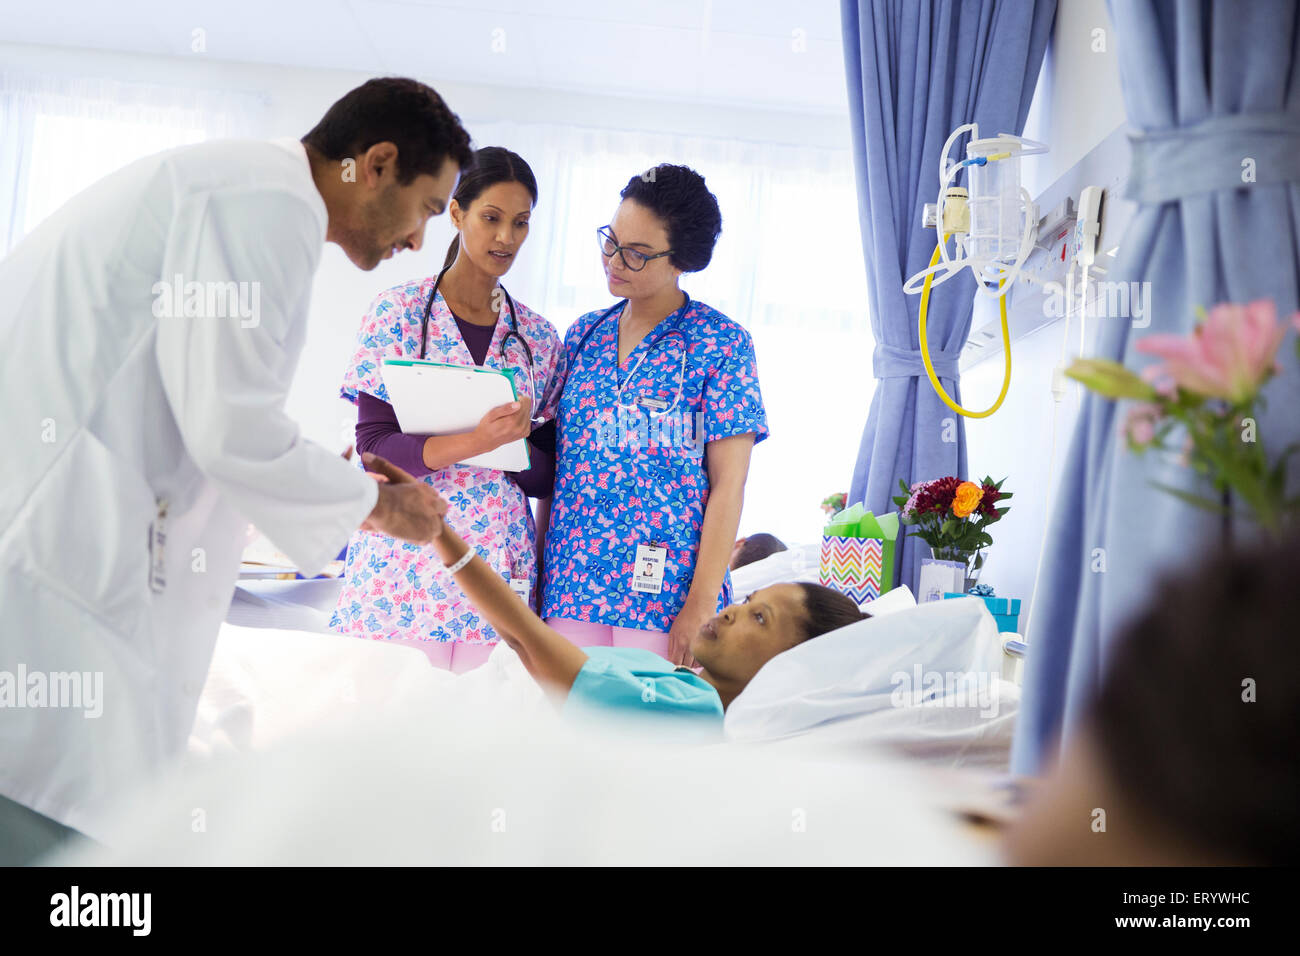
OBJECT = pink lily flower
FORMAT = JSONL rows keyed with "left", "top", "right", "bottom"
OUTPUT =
{"left": 1135, "top": 299, "right": 1289, "bottom": 404}
{"left": 1122, "top": 402, "right": 1163, "bottom": 448}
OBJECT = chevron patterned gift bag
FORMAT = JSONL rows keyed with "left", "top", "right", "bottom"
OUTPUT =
{"left": 818, "top": 505, "right": 898, "bottom": 604}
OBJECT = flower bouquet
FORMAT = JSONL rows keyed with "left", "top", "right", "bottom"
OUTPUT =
{"left": 820, "top": 492, "right": 848, "bottom": 516}
{"left": 1067, "top": 299, "right": 1300, "bottom": 536}
{"left": 892, "top": 476, "right": 1012, "bottom": 580}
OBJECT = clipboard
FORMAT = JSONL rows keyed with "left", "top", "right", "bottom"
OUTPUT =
{"left": 382, "top": 358, "right": 530, "bottom": 472}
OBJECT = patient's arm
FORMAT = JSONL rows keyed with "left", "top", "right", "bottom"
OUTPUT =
{"left": 430, "top": 525, "right": 588, "bottom": 693}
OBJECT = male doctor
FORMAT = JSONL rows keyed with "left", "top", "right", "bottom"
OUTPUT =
{"left": 0, "top": 77, "right": 471, "bottom": 863}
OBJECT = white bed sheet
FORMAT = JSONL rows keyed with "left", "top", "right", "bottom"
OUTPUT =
{"left": 116, "top": 592, "right": 1006, "bottom": 865}
{"left": 189, "top": 621, "right": 546, "bottom": 762}
{"left": 83, "top": 650, "right": 996, "bottom": 864}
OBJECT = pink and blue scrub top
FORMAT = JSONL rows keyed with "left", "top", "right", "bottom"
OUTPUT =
{"left": 541, "top": 295, "right": 768, "bottom": 633}
{"left": 563, "top": 647, "right": 723, "bottom": 734}
{"left": 332, "top": 279, "right": 565, "bottom": 645}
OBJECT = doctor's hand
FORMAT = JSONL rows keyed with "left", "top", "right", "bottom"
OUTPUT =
{"left": 359, "top": 452, "right": 449, "bottom": 544}
{"left": 474, "top": 396, "right": 534, "bottom": 451}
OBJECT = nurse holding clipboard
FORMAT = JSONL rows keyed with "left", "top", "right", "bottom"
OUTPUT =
{"left": 540, "top": 164, "right": 768, "bottom": 667}
{"left": 332, "top": 148, "right": 565, "bottom": 671}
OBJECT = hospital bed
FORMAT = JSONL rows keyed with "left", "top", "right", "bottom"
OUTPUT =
{"left": 51, "top": 553, "right": 1026, "bottom": 865}
{"left": 211, "top": 549, "right": 1023, "bottom": 770}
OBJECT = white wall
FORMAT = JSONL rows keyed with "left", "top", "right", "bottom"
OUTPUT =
{"left": 963, "top": 0, "right": 1126, "bottom": 628}
{"left": 1020, "top": 0, "right": 1127, "bottom": 197}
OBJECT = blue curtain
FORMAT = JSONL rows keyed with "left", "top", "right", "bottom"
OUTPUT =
{"left": 841, "top": 0, "right": 1056, "bottom": 593}
{"left": 1012, "top": 0, "right": 1300, "bottom": 774}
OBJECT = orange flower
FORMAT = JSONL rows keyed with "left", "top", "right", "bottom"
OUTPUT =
{"left": 952, "top": 481, "right": 983, "bottom": 518}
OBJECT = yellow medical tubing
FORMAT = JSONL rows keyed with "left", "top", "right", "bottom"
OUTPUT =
{"left": 918, "top": 235, "right": 1012, "bottom": 418}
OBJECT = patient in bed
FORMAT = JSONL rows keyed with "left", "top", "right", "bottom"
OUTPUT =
{"left": 1004, "top": 532, "right": 1300, "bottom": 866}
{"left": 384, "top": 457, "right": 866, "bottom": 734}
{"left": 729, "top": 533, "right": 788, "bottom": 571}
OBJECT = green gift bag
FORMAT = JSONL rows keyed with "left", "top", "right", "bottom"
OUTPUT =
{"left": 819, "top": 505, "right": 898, "bottom": 603}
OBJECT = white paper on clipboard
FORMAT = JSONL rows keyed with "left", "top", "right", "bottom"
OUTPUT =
{"left": 381, "top": 359, "right": 530, "bottom": 472}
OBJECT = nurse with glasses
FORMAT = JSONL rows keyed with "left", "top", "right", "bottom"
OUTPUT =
{"left": 540, "top": 164, "right": 769, "bottom": 668}
{"left": 333, "top": 148, "right": 566, "bottom": 672}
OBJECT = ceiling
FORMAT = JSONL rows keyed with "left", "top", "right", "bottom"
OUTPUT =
{"left": 0, "top": 0, "right": 849, "bottom": 113}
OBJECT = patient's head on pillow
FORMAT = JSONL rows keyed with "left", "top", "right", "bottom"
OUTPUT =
{"left": 691, "top": 582, "right": 868, "bottom": 688}
{"left": 1005, "top": 533, "right": 1300, "bottom": 865}
{"left": 729, "top": 533, "right": 789, "bottom": 571}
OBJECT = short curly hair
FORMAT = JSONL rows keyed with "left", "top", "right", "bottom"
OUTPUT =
{"left": 619, "top": 164, "right": 722, "bottom": 273}
{"left": 302, "top": 77, "right": 473, "bottom": 185}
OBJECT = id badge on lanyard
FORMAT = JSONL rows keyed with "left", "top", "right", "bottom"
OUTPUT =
{"left": 632, "top": 543, "right": 667, "bottom": 595}
{"left": 508, "top": 558, "right": 529, "bottom": 605}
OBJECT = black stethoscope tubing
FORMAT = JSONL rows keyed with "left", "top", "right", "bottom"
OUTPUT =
{"left": 419, "top": 265, "right": 535, "bottom": 370}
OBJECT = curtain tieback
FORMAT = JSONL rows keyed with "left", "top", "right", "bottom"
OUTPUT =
{"left": 873, "top": 342, "right": 961, "bottom": 380}
{"left": 1126, "top": 111, "right": 1300, "bottom": 204}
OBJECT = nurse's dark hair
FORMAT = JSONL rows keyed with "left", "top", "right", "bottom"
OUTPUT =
{"left": 301, "top": 77, "right": 472, "bottom": 185}
{"left": 442, "top": 147, "right": 539, "bottom": 271}
{"left": 619, "top": 164, "right": 722, "bottom": 273}
{"left": 1088, "top": 532, "right": 1300, "bottom": 865}
{"left": 795, "top": 583, "right": 869, "bottom": 642}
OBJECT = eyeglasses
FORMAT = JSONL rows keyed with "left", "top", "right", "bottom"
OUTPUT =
{"left": 597, "top": 226, "right": 673, "bottom": 272}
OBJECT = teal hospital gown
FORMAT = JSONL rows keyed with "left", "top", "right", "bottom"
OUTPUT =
{"left": 563, "top": 647, "right": 724, "bottom": 737}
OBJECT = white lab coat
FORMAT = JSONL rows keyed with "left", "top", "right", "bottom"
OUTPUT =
{"left": 0, "top": 138, "right": 377, "bottom": 841}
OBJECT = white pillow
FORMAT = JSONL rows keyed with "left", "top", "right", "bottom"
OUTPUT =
{"left": 728, "top": 542, "right": 822, "bottom": 594}
{"left": 859, "top": 584, "right": 916, "bottom": 616}
{"left": 724, "top": 596, "right": 1004, "bottom": 741}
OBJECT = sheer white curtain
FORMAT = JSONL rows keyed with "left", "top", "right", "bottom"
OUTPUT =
{"left": 0, "top": 76, "right": 871, "bottom": 544}
{"left": 0, "top": 72, "right": 268, "bottom": 255}
{"left": 459, "top": 121, "right": 875, "bottom": 544}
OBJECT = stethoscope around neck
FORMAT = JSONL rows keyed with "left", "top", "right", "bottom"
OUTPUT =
{"left": 573, "top": 296, "right": 690, "bottom": 418}
{"left": 419, "top": 265, "right": 538, "bottom": 414}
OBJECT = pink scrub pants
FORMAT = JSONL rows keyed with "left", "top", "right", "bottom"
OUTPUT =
{"left": 417, "top": 640, "right": 497, "bottom": 673}
{"left": 545, "top": 617, "right": 670, "bottom": 657}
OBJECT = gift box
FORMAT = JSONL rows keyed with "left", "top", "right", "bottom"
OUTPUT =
{"left": 943, "top": 592, "right": 1021, "bottom": 633}
{"left": 819, "top": 504, "right": 898, "bottom": 604}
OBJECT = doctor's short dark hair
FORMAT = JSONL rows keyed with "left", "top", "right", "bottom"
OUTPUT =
{"left": 1088, "top": 532, "right": 1300, "bottom": 864}
{"left": 302, "top": 77, "right": 473, "bottom": 185}
{"left": 620, "top": 164, "right": 722, "bottom": 273}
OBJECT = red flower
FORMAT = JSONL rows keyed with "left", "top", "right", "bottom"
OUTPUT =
{"left": 910, "top": 476, "right": 962, "bottom": 516}
{"left": 977, "top": 482, "right": 1002, "bottom": 518}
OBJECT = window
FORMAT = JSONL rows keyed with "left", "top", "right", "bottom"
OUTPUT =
{"left": 0, "top": 73, "right": 267, "bottom": 254}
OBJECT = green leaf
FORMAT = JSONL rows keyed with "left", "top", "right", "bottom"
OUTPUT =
{"left": 1066, "top": 358, "right": 1158, "bottom": 400}
{"left": 1148, "top": 481, "right": 1232, "bottom": 516}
